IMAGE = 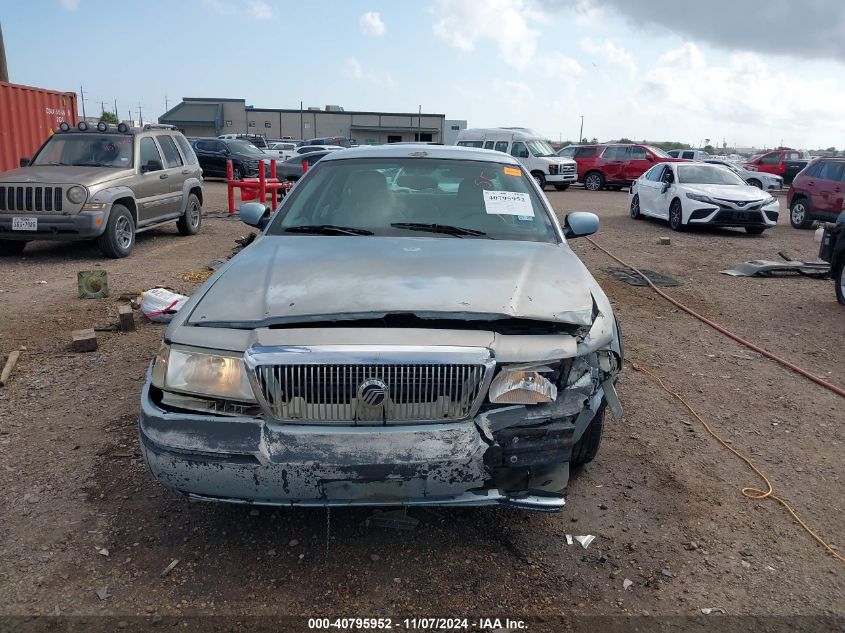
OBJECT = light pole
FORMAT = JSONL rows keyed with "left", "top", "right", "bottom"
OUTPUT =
{"left": 578, "top": 115, "right": 584, "bottom": 143}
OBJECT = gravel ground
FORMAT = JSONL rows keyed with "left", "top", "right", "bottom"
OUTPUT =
{"left": 0, "top": 182, "right": 842, "bottom": 626}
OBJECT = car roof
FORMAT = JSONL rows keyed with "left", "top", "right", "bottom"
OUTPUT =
{"left": 320, "top": 143, "right": 522, "bottom": 165}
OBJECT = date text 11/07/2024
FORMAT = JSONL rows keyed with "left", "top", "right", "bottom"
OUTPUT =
{"left": 307, "top": 617, "right": 527, "bottom": 630}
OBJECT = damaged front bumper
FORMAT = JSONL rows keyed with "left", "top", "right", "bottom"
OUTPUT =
{"left": 139, "top": 369, "right": 620, "bottom": 512}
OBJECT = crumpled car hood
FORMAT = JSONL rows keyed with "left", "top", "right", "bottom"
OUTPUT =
{"left": 187, "top": 235, "right": 596, "bottom": 328}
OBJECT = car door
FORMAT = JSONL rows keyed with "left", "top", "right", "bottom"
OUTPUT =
{"left": 815, "top": 161, "right": 845, "bottom": 215}
{"left": 652, "top": 165, "right": 675, "bottom": 219}
{"left": 135, "top": 136, "right": 170, "bottom": 223}
{"left": 597, "top": 146, "right": 623, "bottom": 183}
{"left": 636, "top": 164, "right": 663, "bottom": 215}
{"left": 624, "top": 145, "right": 654, "bottom": 182}
{"left": 192, "top": 140, "right": 219, "bottom": 177}
{"left": 154, "top": 134, "right": 187, "bottom": 216}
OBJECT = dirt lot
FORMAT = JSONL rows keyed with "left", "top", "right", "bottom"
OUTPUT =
{"left": 0, "top": 182, "right": 842, "bottom": 626}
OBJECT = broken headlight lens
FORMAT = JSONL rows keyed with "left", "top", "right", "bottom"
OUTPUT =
{"left": 151, "top": 344, "right": 256, "bottom": 402}
{"left": 488, "top": 368, "right": 558, "bottom": 405}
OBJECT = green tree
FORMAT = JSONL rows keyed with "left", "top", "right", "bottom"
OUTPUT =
{"left": 617, "top": 137, "right": 633, "bottom": 144}
{"left": 703, "top": 144, "right": 715, "bottom": 154}
{"left": 825, "top": 146, "right": 836, "bottom": 153}
{"left": 99, "top": 110, "right": 119, "bottom": 124}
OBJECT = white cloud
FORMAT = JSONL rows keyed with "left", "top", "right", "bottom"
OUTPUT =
{"left": 248, "top": 0, "right": 273, "bottom": 20}
{"left": 359, "top": 11, "right": 386, "bottom": 37}
{"left": 581, "top": 38, "right": 638, "bottom": 75}
{"left": 540, "top": 52, "right": 585, "bottom": 81}
{"left": 432, "top": 0, "right": 543, "bottom": 70}
{"left": 347, "top": 57, "right": 396, "bottom": 89}
{"left": 202, "top": 0, "right": 235, "bottom": 15}
{"left": 58, "top": 0, "right": 79, "bottom": 10}
{"left": 640, "top": 42, "right": 845, "bottom": 139}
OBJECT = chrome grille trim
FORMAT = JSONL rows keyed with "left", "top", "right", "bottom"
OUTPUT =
{"left": 244, "top": 345, "right": 495, "bottom": 425}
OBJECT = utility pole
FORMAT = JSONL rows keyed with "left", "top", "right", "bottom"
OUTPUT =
{"left": 164, "top": 93, "right": 168, "bottom": 111}
{"left": 100, "top": 100, "right": 105, "bottom": 118}
{"left": 114, "top": 99, "right": 118, "bottom": 118}
{"left": 0, "top": 22, "right": 9, "bottom": 83}
{"left": 138, "top": 102, "right": 143, "bottom": 126}
{"left": 578, "top": 115, "right": 584, "bottom": 143}
{"left": 80, "top": 84, "right": 87, "bottom": 120}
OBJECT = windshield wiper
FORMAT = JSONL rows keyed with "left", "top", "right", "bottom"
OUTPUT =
{"left": 284, "top": 224, "right": 373, "bottom": 236}
{"left": 391, "top": 222, "right": 488, "bottom": 238}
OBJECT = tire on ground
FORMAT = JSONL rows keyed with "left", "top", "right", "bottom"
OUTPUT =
{"left": 97, "top": 204, "right": 135, "bottom": 259}
{"left": 176, "top": 193, "right": 202, "bottom": 236}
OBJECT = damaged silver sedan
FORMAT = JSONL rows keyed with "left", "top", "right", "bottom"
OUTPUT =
{"left": 139, "top": 144, "right": 623, "bottom": 511}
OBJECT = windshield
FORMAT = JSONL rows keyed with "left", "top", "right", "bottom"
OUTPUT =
{"left": 227, "top": 140, "right": 265, "bottom": 156}
{"left": 268, "top": 157, "right": 559, "bottom": 243}
{"left": 527, "top": 140, "right": 556, "bottom": 157}
{"left": 557, "top": 146, "right": 576, "bottom": 158}
{"left": 31, "top": 134, "right": 134, "bottom": 168}
{"left": 677, "top": 164, "right": 746, "bottom": 185}
{"left": 646, "top": 146, "right": 670, "bottom": 158}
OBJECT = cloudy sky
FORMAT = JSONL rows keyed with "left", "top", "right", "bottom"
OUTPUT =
{"left": 4, "top": 0, "right": 845, "bottom": 149}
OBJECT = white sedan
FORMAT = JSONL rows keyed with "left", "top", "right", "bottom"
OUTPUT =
{"left": 704, "top": 159, "right": 783, "bottom": 191}
{"left": 629, "top": 162, "right": 779, "bottom": 234}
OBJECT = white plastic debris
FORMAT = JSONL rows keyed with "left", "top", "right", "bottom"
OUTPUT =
{"left": 701, "top": 607, "right": 727, "bottom": 615}
{"left": 573, "top": 535, "right": 595, "bottom": 549}
{"left": 565, "top": 534, "right": 574, "bottom": 545}
{"left": 623, "top": 578, "right": 633, "bottom": 590}
{"left": 140, "top": 288, "right": 189, "bottom": 323}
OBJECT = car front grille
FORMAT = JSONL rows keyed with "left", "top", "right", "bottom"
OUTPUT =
{"left": 245, "top": 346, "right": 494, "bottom": 424}
{"left": 714, "top": 210, "right": 764, "bottom": 224}
{"left": 561, "top": 164, "right": 576, "bottom": 175}
{"left": 0, "top": 185, "right": 63, "bottom": 212}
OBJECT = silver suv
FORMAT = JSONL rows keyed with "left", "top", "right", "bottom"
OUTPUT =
{"left": 0, "top": 122, "right": 203, "bottom": 258}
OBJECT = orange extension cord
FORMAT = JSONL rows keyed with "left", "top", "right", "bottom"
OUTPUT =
{"left": 585, "top": 237, "right": 845, "bottom": 564}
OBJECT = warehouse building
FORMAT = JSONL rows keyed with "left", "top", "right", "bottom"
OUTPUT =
{"left": 159, "top": 97, "right": 460, "bottom": 144}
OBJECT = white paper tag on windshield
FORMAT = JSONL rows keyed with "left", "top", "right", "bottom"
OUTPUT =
{"left": 483, "top": 190, "right": 534, "bottom": 216}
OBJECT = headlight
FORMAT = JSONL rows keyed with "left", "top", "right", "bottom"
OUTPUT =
{"left": 488, "top": 367, "right": 557, "bottom": 405}
{"left": 151, "top": 344, "right": 256, "bottom": 402}
{"left": 66, "top": 186, "right": 87, "bottom": 204}
{"left": 762, "top": 195, "right": 777, "bottom": 206}
{"left": 686, "top": 193, "right": 714, "bottom": 204}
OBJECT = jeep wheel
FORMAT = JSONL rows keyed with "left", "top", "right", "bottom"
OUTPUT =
{"left": 669, "top": 199, "right": 685, "bottom": 231}
{"left": 98, "top": 204, "right": 135, "bottom": 258}
{"left": 584, "top": 171, "right": 604, "bottom": 191}
{"left": 0, "top": 241, "right": 27, "bottom": 256}
{"left": 790, "top": 198, "right": 813, "bottom": 229}
{"left": 531, "top": 172, "right": 546, "bottom": 190}
{"left": 554, "top": 184, "right": 569, "bottom": 191}
{"left": 176, "top": 194, "right": 202, "bottom": 236}
{"left": 571, "top": 401, "right": 605, "bottom": 466}
{"left": 836, "top": 263, "right": 845, "bottom": 306}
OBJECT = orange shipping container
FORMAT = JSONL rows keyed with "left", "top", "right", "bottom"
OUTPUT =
{"left": 0, "top": 81, "right": 78, "bottom": 174}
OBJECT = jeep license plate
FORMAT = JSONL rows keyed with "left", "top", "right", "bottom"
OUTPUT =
{"left": 12, "top": 217, "right": 37, "bottom": 231}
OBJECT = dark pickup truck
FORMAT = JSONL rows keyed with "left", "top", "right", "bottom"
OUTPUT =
{"left": 744, "top": 150, "right": 810, "bottom": 186}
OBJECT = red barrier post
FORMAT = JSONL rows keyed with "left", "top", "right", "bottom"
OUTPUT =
{"left": 302, "top": 159, "right": 309, "bottom": 174}
{"left": 270, "top": 159, "right": 277, "bottom": 208}
{"left": 258, "top": 160, "right": 266, "bottom": 206}
{"left": 226, "top": 159, "right": 235, "bottom": 214}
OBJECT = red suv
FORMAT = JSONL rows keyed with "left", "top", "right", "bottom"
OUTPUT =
{"left": 787, "top": 158, "right": 845, "bottom": 228}
{"left": 572, "top": 144, "right": 686, "bottom": 191}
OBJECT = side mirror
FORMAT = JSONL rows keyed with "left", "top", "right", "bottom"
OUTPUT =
{"left": 142, "top": 160, "right": 163, "bottom": 174}
{"left": 19, "top": 157, "right": 30, "bottom": 167}
{"left": 661, "top": 181, "right": 671, "bottom": 193}
{"left": 564, "top": 211, "right": 599, "bottom": 239}
{"left": 239, "top": 202, "right": 269, "bottom": 228}
{"left": 646, "top": 154, "right": 655, "bottom": 162}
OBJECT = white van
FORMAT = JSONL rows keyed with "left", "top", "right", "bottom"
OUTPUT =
{"left": 455, "top": 127, "right": 577, "bottom": 190}
{"left": 668, "top": 149, "right": 710, "bottom": 161}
